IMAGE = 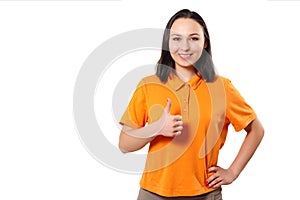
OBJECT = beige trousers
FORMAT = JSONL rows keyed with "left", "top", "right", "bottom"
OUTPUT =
{"left": 137, "top": 188, "right": 222, "bottom": 200}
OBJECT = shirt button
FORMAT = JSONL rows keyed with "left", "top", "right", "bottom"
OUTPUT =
{"left": 183, "top": 108, "right": 187, "bottom": 112}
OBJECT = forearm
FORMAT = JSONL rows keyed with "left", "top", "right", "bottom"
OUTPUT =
{"left": 118, "top": 117, "right": 165, "bottom": 153}
{"left": 119, "top": 131, "right": 155, "bottom": 153}
{"left": 229, "top": 118, "right": 264, "bottom": 179}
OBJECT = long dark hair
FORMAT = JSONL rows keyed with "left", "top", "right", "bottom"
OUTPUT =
{"left": 156, "top": 9, "right": 215, "bottom": 82}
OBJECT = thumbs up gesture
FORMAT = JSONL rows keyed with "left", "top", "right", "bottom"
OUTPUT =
{"left": 159, "top": 98, "right": 183, "bottom": 137}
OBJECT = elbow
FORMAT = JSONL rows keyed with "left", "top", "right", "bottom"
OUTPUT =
{"left": 118, "top": 137, "right": 130, "bottom": 153}
{"left": 118, "top": 141, "right": 129, "bottom": 154}
{"left": 118, "top": 131, "right": 129, "bottom": 153}
{"left": 118, "top": 138, "right": 143, "bottom": 153}
{"left": 118, "top": 133, "right": 134, "bottom": 153}
{"left": 118, "top": 130, "right": 146, "bottom": 153}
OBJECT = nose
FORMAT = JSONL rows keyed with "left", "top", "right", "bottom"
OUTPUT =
{"left": 180, "top": 38, "right": 190, "bottom": 51}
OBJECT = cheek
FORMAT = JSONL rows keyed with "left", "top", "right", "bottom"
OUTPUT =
{"left": 169, "top": 42, "right": 179, "bottom": 53}
{"left": 170, "top": 52, "right": 178, "bottom": 62}
{"left": 190, "top": 42, "right": 204, "bottom": 51}
{"left": 191, "top": 43, "right": 204, "bottom": 57}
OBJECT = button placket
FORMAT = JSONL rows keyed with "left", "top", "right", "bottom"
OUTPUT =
{"left": 182, "top": 84, "right": 190, "bottom": 119}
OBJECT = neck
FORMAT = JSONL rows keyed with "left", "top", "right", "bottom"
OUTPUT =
{"left": 175, "top": 65, "right": 196, "bottom": 82}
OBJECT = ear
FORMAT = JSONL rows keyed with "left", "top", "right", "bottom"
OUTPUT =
{"left": 204, "top": 41, "right": 208, "bottom": 49}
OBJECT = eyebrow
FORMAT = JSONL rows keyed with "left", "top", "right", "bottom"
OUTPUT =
{"left": 170, "top": 33, "right": 200, "bottom": 37}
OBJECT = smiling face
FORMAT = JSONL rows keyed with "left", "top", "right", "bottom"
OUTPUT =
{"left": 169, "top": 18, "right": 206, "bottom": 70}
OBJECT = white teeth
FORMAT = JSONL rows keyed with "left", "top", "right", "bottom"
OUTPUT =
{"left": 179, "top": 54, "right": 192, "bottom": 59}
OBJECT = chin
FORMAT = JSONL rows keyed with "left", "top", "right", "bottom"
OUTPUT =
{"left": 177, "top": 59, "right": 196, "bottom": 67}
{"left": 177, "top": 60, "right": 195, "bottom": 67}
{"left": 177, "top": 63, "right": 194, "bottom": 68}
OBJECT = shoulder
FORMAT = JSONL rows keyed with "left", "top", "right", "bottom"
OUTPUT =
{"left": 138, "top": 74, "right": 162, "bottom": 86}
{"left": 141, "top": 74, "right": 161, "bottom": 82}
{"left": 207, "top": 75, "right": 231, "bottom": 87}
{"left": 208, "top": 76, "right": 238, "bottom": 95}
{"left": 216, "top": 75, "right": 231, "bottom": 84}
{"left": 213, "top": 75, "right": 234, "bottom": 89}
{"left": 133, "top": 75, "right": 162, "bottom": 93}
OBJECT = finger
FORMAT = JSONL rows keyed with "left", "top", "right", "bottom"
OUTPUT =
{"left": 172, "top": 121, "right": 183, "bottom": 128}
{"left": 208, "top": 178, "right": 222, "bottom": 188}
{"left": 206, "top": 173, "right": 218, "bottom": 185}
{"left": 207, "top": 166, "right": 219, "bottom": 173}
{"left": 174, "top": 125, "right": 183, "bottom": 131}
{"left": 173, "top": 115, "right": 182, "bottom": 121}
{"left": 212, "top": 181, "right": 223, "bottom": 189}
{"left": 164, "top": 98, "right": 172, "bottom": 113}
{"left": 174, "top": 121, "right": 183, "bottom": 127}
{"left": 175, "top": 131, "right": 181, "bottom": 136}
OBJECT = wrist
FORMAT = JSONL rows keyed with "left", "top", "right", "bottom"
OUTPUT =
{"left": 228, "top": 166, "right": 240, "bottom": 181}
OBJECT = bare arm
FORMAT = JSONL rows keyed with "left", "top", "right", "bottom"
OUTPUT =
{"left": 228, "top": 118, "right": 264, "bottom": 178}
{"left": 206, "top": 118, "right": 264, "bottom": 188}
{"left": 119, "top": 98, "right": 183, "bottom": 153}
{"left": 118, "top": 130, "right": 156, "bottom": 153}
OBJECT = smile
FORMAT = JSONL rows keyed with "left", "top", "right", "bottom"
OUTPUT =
{"left": 178, "top": 53, "right": 193, "bottom": 59}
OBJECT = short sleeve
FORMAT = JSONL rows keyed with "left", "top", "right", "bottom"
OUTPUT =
{"left": 119, "top": 79, "right": 148, "bottom": 128}
{"left": 224, "top": 78, "right": 257, "bottom": 132}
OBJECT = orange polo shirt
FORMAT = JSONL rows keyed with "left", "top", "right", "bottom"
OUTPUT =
{"left": 120, "top": 73, "right": 256, "bottom": 197}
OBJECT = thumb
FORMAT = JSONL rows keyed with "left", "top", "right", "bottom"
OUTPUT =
{"left": 164, "top": 98, "right": 172, "bottom": 113}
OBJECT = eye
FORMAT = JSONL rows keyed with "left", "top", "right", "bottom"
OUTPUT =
{"left": 190, "top": 37, "right": 199, "bottom": 41}
{"left": 172, "top": 37, "right": 181, "bottom": 41}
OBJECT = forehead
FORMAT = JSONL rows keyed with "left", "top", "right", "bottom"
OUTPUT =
{"left": 170, "top": 18, "right": 204, "bottom": 36}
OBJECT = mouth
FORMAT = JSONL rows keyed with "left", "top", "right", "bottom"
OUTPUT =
{"left": 178, "top": 53, "right": 193, "bottom": 59}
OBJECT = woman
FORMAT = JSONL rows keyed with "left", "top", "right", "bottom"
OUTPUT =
{"left": 119, "top": 9, "right": 264, "bottom": 200}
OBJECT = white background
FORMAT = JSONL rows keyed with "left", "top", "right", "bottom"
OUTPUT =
{"left": 1, "top": 0, "right": 300, "bottom": 199}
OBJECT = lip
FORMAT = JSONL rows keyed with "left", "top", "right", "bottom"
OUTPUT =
{"left": 178, "top": 53, "right": 193, "bottom": 59}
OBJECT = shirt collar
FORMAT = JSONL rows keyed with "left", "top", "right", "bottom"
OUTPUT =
{"left": 167, "top": 72, "right": 203, "bottom": 91}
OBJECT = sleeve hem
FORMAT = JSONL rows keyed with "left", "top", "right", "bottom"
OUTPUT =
{"left": 234, "top": 112, "right": 257, "bottom": 132}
